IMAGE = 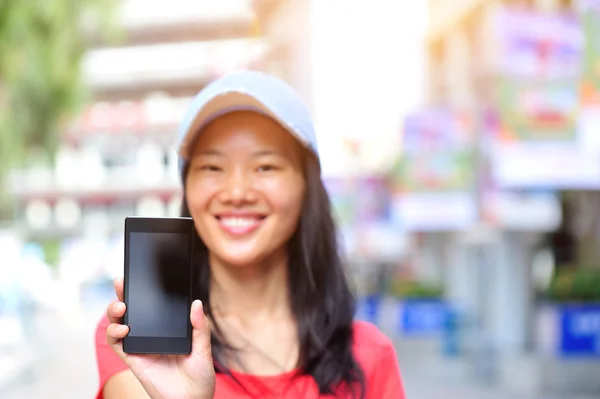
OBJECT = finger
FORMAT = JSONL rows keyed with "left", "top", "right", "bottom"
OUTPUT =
{"left": 107, "top": 300, "right": 126, "bottom": 324}
{"left": 190, "top": 300, "right": 212, "bottom": 360}
{"left": 107, "top": 322, "right": 129, "bottom": 346}
{"left": 106, "top": 322, "right": 129, "bottom": 362}
{"left": 114, "top": 277, "right": 124, "bottom": 302}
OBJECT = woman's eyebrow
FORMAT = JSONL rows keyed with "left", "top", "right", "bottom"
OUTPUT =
{"left": 251, "top": 150, "right": 283, "bottom": 157}
{"left": 195, "top": 149, "right": 224, "bottom": 156}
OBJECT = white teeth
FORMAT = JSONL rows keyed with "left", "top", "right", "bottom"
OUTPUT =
{"left": 220, "top": 217, "right": 259, "bottom": 228}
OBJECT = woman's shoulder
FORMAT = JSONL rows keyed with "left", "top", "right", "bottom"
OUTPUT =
{"left": 351, "top": 321, "right": 397, "bottom": 370}
{"left": 351, "top": 320, "right": 393, "bottom": 349}
{"left": 351, "top": 321, "right": 405, "bottom": 397}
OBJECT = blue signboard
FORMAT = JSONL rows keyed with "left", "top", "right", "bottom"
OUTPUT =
{"left": 559, "top": 305, "right": 600, "bottom": 357}
{"left": 399, "top": 299, "right": 448, "bottom": 335}
{"left": 355, "top": 295, "right": 382, "bottom": 324}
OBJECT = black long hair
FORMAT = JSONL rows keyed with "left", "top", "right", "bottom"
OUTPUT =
{"left": 180, "top": 155, "right": 365, "bottom": 398}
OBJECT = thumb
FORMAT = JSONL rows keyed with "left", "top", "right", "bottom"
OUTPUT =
{"left": 190, "top": 300, "right": 212, "bottom": 361}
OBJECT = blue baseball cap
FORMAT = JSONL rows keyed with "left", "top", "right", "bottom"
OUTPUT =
{"left": 177, "top": 70, "right": 319, "bottom": 178}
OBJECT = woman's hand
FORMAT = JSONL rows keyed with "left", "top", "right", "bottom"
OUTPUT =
{"left": 106, "top": 278, "right": 216, "bottom": 399}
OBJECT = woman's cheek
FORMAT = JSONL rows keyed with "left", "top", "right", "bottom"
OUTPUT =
{"left": 185, "top": 179, "right": 211, "bottom": 214}
{"left": 263, "top": 181, "right": 304, "bottom": 213}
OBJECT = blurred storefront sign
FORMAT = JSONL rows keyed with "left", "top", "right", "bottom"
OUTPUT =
{"left": 355, "top": 294, "right": 382, "bottom": 325}
{"left": 539, "top": 304, "right": 600, "bottom": 357}
{"left": 389, "top": 108, "right": 477, "bottom": 231}
{"left": 495, "top": 8, "right": 582, "bottom": 80}
{"left": 490, "top": 8, "right": 600, "bottom": 189}
{"left": 491, "top": 144, "right": 600, "bottom": 189}
{"left": 494, "top": 80, "right": 578, "bottom": 143}
{"left": 560, "top": 304, "right": 600, "bottom": 357}
{"left": 398, "top": 299, "right": 449, "bottom": 336}
{"left": 482, "top": 190, "right": 561, "bottom": 231}
{"left": 355, "top": 297, "right": 450, "bottom": 338}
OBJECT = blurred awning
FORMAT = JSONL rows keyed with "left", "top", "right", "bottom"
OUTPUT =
{"left": 83, "top": 39, "right": 268, "bottom": 97}
{"left": 64, "top": 96, "right": 193, "bottom": 138}
{"left": 88, "top": 0, "right": 257, "bottom": 46}
{"left": 9, "top": 170, "right": 181, "bottom": 204}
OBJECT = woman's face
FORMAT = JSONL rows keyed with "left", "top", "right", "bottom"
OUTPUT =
{"left": 185, "top": 111, "right": 305, "bottom": 267}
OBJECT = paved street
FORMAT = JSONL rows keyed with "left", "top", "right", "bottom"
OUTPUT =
{"left": 1, "top": 304, "right": 104, "bottom": 399}
{"left": 403, "top": 374, "right": 599, "bottom": 399}
{"left": 2, "top": 293, "right": 599, "bottom": 399}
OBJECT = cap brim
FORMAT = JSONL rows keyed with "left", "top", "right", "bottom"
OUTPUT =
{"left": 178, "top": 92, "right": 293, "bottom": 160}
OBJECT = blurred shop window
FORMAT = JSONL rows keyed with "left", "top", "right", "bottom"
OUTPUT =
{"left": 135, "top": 196, "right": 166, "bottom": 218}
{"left": 167, "top": 148, "right": 180, "bottom": 182}
{"left": 54, "top": 199, "right": 82, "bottom": 230}
{"left": 104, "top": 237, "right": 125, "bottom": 281}
{"left": 135, "top": 142, "right": 165, "bottom": 186}
{"left": 80, "top": 145, "right": 106, "bottom": 188}
{"left": 55, "top": 144, "right": 81, "bottom": 188}
{"left": 25, "top": 150, "right": 53, "bottom": 190}
{"left": 109, "top": 202, "right": 136, "bottom": 226}
{"left": 82, "top": 206, "right": 110, "bottom": 239}
{"left": 167, "top": 195, "right": 182, "bottom": 218}
{"left": 24, "top": 200, "right": 52, "bottom": 230}
{"left": 103, "top": 151, "right": 137, "bottom": 185}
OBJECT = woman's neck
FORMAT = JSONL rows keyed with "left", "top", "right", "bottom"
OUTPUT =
{"left": 208, "top": 251, "right": 291, "bottom": 323}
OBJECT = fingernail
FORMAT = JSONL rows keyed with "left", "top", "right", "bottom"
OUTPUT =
{"left": 119, "top": 325, "right": 128, "bottom": 334}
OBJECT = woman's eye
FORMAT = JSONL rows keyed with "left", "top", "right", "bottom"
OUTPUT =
{"left": 199, "top": 165, "right": 221, "bottom": 172}
{"left": 257, "top": 164, "right": 278, "bottom": 172}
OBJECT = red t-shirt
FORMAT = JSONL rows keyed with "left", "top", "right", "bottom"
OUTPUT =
{"left": 94, "top": 315, "right": 405, "bottom": 398}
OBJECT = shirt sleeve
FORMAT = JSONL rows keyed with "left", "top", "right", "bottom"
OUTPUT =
{"left": 94, "top": 314, "right": 129, "bottom": 399}
{"left": 364, "top": 338, "right": 406, "bottom": 399}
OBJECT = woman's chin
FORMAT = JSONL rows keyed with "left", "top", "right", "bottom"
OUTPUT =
{"left": 212, "top": 251, "right": 267, "bottom": 269}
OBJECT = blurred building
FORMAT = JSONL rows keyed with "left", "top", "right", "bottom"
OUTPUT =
{"left": 425, "top": 0, "right": 600, "bottom": 396}
{"left": 9, "top": 0, "right": 266, "bottom": 241}
{"left": 427, "top": 0, "right": 575, "bottom": 107}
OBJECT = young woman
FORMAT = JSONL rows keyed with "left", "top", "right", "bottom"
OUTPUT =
{"left": 95, "top": 71, "right": 405, "bottom": 398}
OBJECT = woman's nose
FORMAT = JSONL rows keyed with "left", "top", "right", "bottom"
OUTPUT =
{"left": 218, "top": 170, "right": 257, "bottom": 205}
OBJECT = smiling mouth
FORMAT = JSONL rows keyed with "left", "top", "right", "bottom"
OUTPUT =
{"left": 215, "top": 215, "right": 266, "bottom": 235}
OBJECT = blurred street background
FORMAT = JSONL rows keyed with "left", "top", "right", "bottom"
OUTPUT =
{"left": 1, "top": 0, "right": 600, "bottom": 398}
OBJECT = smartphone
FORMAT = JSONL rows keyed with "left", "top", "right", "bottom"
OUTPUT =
{"left": 123, "top": 216, "right": 194, "bottom": 354}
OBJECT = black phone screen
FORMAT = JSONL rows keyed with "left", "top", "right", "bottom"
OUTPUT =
{"left": 127, "top": 232, "right": 190, "bottom": 338}
{"left": 123, "top": 217, "right": 193, "bottom": 354}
